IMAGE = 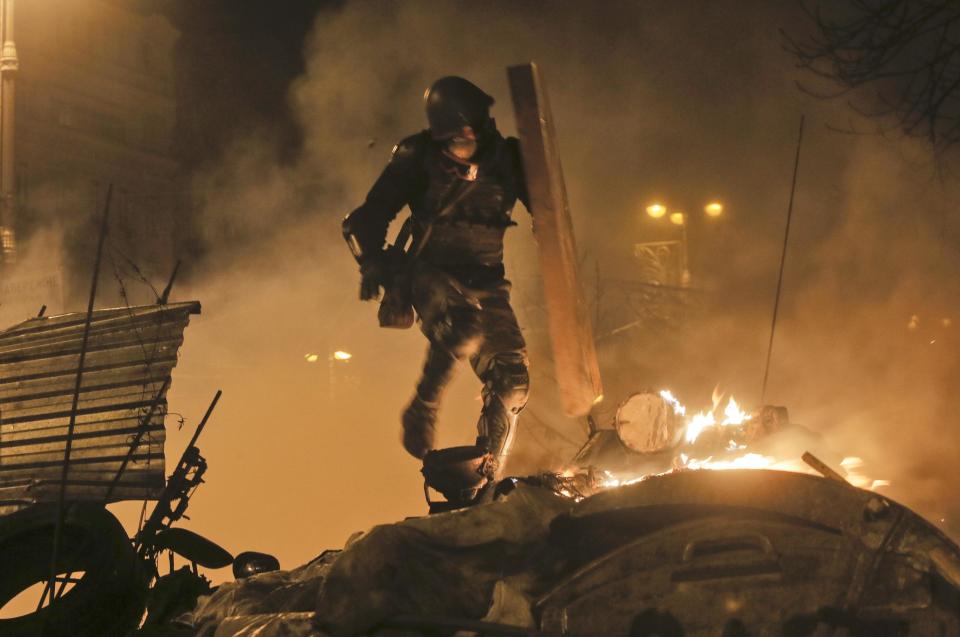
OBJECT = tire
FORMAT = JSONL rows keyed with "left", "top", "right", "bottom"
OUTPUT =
{"left": 0, "top": 502, "right": 147, "bottom": 637}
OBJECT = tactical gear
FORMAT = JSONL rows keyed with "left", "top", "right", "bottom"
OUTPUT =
{"left": 424, "top": 76, "right": 494, "bottom": 141}
{"left": 342, "top": 135, "right": 428, "bottom": 261}
{"left": 374, "top": 179, "right": 480, "bottom": 328}
{"left": 358, "top": 255, "right": 385, "bottom": 301}
{"left": 343, "top": 130, "right": 527, "bottom": 280}
{"left": 476, "top": 351, "right": 530, "bottom": 462}
{"left": 345, "top": 95, "right": 530, "bottom": 477}
{"left": 410, "top": 263, "right": 528, "bottom": 471}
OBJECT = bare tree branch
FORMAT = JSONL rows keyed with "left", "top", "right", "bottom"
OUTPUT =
{"left": 785, "top": 0, "right": 960, "bottom": 154}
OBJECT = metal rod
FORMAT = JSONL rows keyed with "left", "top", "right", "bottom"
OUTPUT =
{"left": 802, "top": 451, "right": 848, "bottom": 484}
{"left": 158, "top": 258, "right": 181, "bottom": 305}
{"left": 760, "top": 116, "right": 805, "bottom": 405}
{"left": 102, "top": 376, "right": 171, "bottom": 502}
{"left": 43, "top": 184, "right": 113, "bottom": 608}
{"left": 186, "top": 390, "right": 221, "bottom": 451}
{"left": 133, "top": 389, "right": 221, "bottom": 555}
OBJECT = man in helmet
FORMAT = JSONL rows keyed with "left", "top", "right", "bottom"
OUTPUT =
{"left": 342, "top": 76, "right": 530, "bottom": 479}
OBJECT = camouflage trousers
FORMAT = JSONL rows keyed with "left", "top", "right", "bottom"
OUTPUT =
{"left": 410, "top": 261, "right": 529, "bottom": 470}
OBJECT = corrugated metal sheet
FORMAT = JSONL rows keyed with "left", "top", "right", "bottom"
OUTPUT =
{"left": 0, "top": 301, "right": 200, "bottom": 516}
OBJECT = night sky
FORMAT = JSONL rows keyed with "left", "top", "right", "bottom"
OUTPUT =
{"left": 164, "top": 1, "right": 334, "bottom": 169}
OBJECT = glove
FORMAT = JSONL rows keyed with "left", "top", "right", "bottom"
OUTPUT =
{"left": 359, "top": 254, "right": 386, "bottom": 301}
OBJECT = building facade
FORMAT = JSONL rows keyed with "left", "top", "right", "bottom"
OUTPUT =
{"left": 2, "top": 0, "right": 182, "bottom": 317}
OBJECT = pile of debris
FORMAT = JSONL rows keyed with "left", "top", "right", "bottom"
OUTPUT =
{"left": 149, "top": 468, "right": 960, "bottom": 636}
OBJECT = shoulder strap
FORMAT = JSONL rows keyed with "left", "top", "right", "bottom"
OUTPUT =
{"left": 405, "top": 179, "right": 480, "bottom": 260}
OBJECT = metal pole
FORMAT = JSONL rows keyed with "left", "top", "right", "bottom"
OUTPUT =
{"left": 0, "top": 0, "right": 17, "bottom": 264}
{"left": 158, "top": 259, "right": 181, "bottom": 305}
{"left": 680, "top": 221, "right": 691, "bottom": 287}
{"left": 760, "top": 116, "right": 805, "bottom": 405}
{"left": 41, "top": 184, "right": 113, "bottom": 609}
{"left": 102, "top": 376, "right": 170, "bottom": 502}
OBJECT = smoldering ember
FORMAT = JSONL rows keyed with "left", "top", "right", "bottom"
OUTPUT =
{"left": 0, "top": 1, "right": 959, "bottom": 636}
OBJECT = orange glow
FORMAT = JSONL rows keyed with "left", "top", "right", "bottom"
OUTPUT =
{"left": 597, "top": 389, "right": 889, "bottom": 492}
{"left": 332, "top": 350, "right": 353, "bottom": 361}
{"left": 669, "top": 211, "right": 686, "bottom": 226}
{"left": 646, "top": 203, "right": 667, "bottom": 218}
{"left": 704, "top": 201, "right": 724, "bottom": 217}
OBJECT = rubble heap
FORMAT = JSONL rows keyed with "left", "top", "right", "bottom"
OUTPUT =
{"left": 153, "top": 469, "right": 960, "bottom": 636}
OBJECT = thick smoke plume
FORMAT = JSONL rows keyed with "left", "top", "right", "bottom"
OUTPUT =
{"left": 104, "top": 0, "right": 960, "bottom": 576}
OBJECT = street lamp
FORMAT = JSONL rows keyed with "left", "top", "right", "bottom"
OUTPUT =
{"left": 646, "top": 203, "right": 667, "bottom": 219}
{"left": 305, "top": 350, "right": 354, "bottom": 398}
{"left": 704, "top": 201, "right": 724, "bottom": 217}
{"left": 642, "top": 199, "right": 726, "bottom": 287}
{"left": 666, "top": 212, "right": 690, "bottom": 285}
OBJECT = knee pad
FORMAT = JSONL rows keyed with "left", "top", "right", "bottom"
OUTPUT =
{"left": 482, "top": 354, "right": 530, "bottom": 414}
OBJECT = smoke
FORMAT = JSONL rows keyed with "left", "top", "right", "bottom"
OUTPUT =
{"left": 0, "top": 227, "right": 67, "bottom": 327}
{"left": 116, "top": 0, "right": 959, "bottom": 577}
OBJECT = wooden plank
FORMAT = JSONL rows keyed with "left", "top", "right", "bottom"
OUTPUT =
{"left": 0, "top": 355, "right": 177, "bottom": 386}
{"left": 0, "top": 360, "right": 174, "bottom": 396}
{"left": 0, "top": 381, "right": 169, "bottom": 420}
{"left": 0, "top": 311, "right": 190, "bottom": 353}
{"left": 0, "top": 503, "right": 34, "bottom": 516}
{"left": 0, "top": 440, "right": 164, "bottom": 469}
{"left": 0, "top": 320, "right": 190, "bottom": 364}
{"left": 9, "top": 482, "right": 163, "bottom": 505}
{"left": 0, "top": 376, "right": 169, "bottom": 410}
{"left": 1, "top": 412, "right": 165, "bottom": 439}
{"left": 0, "top": 472, "right": 165, "bottom": 509}
{"left": 0, "top": 451, "right": 162, "bottom": 476}
{"left": 507, "top": 63, "right": 603, "bottom": 416}
{"left": 3, "top": 434, "right": 164, "bottom": 457}
{"left": 0, "top": 301, "right": 198, "bottom": 508}
{"left": 0, "top": 426, "right": 165, "bottom": 456}
{"left": 19, "top": 466, "right": 162, "bottom": 484}
{"left": 0, "top": 400, "right": 168, "bottom": 429}
{"left": 0, "top": 338, "right": 183, "bottom": 379}
{"left": 0, "top": 301, "right": 199, "bottom": 343}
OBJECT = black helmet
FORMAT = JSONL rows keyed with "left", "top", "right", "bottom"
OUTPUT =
{"left": 424, "top": 76, "right": 494, "bottom": 140}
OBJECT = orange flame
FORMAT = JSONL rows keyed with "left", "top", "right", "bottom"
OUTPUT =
{"left": 589, "top": 389, "right": 889, "bottom": 494}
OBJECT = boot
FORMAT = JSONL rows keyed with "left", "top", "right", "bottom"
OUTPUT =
{"left": 401, "top": 395, "right": 438, "bottom": 459}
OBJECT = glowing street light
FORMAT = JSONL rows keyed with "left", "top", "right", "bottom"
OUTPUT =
{"left": 327, "top": 350, "right": 354, "bottom": 400}
{"left": 704, "top": 201, "right": 724, "bottom": 217}
{"left": 641, "top": 195, "right": 726, "bottom": 287}
{"left": 646, "top": 203, "right": 667, "bottom": 219}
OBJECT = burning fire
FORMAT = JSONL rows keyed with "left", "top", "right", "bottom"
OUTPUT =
{"left": 586, "top": 389, "right": 889, "bottom": 494}
{"left": 684, "top": 396, "right": 749, "bottom": 443}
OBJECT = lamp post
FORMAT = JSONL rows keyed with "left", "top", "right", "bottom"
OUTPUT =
{"left": 327, "top": 350, "right": 352, "bottom": 400}
{"left": 0, "top": 0, "right": 17, "bottom": 265}
{"left": 305, "top": 350, "right": 354, "bottom": 400}
{"left": 644, "top": 199, "right": 725, "bottom": 287}
{"left": 667, "top": 211, "right": 691, "bottom": 286}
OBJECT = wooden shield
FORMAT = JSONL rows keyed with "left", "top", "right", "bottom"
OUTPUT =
{"left": 507, "top": 62, "right": 603, "bottom": 417}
